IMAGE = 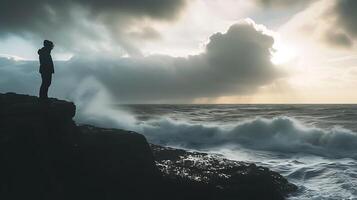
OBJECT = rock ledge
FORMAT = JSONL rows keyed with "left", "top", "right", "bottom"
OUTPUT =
{"left": 0, "top": 93, "right": 297, "bottom": 200}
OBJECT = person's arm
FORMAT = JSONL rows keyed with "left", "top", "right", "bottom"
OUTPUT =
{"left": 49, "top": 54, "right": 54, "bottom": 73}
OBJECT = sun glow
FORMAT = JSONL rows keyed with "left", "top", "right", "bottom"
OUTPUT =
{"left": 271, "top": 42, "right": 297, "bottom": 65}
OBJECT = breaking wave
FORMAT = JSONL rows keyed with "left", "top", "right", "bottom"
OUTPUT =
{"left": 140, "top": 117, "right": 357, "bottom": 159}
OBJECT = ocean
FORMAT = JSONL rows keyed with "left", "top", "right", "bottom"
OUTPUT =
{"left": 113, "top": 104, "right": 357, "bottom": 200}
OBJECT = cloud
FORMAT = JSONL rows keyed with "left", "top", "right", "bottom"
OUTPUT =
{"left": 281, "top": 0, "right": 357, "bottom": 48}
{"left": 0, "top": 0, "right": 187, "bottom": 54}
{"left": 128, "top": 26, "right": 162, "bottom": 40}
{"left": 0, "top": 20, "right": 282, "bottom": 103}
{"left": 333, "top": 0, "right": 357, "bottom": 37}
{"left": 321, "top": 0, "right": 357, "bottom": 48}
{"left": 323, "top": 31, "right": 353, "bottom": 48}
{"left": 255, "top": 0, "right": 312, "bottom": 8}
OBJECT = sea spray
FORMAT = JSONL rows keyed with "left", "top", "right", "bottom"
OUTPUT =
{"left": 72, "top": 77, "right": 138, "bottom": 131}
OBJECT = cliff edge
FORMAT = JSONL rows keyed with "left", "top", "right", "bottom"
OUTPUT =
{"left": 0, "top": 93, "right": 297, "bottom": 200}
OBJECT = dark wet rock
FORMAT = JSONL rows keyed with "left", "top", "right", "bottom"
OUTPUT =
{"left": 151, "top": 144, "right": 298, "bottom": 200}
{"left": 0, "top": 93, "right": 159, "bottom": 200}
{"left": 0, "top": 92, "right": 297, "bottom": 200}
{"left": 0, "top": 92, "right": 75, "bottom": 118}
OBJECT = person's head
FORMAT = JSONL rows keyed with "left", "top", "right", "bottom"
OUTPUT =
{"left": 43, "top": 40, "right": 54, "bottom": 50}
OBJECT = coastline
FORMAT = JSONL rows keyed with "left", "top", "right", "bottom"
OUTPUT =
{"left": 0, "top": 93, "right": 297, "bottom": 199}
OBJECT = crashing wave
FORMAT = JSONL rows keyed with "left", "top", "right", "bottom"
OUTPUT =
{"left": 140, "top": 116, "right": 357, "bottom": 159}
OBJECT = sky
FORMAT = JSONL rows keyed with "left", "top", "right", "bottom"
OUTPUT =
{"left": 0, "top": 0, "right": 357, "bottom": 104}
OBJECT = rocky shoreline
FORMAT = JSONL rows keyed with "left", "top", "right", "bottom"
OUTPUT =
{"left": 151, "top": 144, "right": 297, "bottom": 196}
{"left": 0, "top": 93, "right": 297, "bottom": 200}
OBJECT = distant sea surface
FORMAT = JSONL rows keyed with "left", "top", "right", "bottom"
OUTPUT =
{"left": 116, "top": 104, "right": 357, "bottom": 200}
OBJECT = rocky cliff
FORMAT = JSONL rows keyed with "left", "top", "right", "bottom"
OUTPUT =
{"left": 0, "top": 93, "right": 297, "bottom": 200}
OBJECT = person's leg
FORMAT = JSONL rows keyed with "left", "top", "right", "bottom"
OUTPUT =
{"left": 43, "top": 74, "right": 52, "bottom": 98}
{"left": 39, "top": 73, "right": 52, "bottom": 99}
{"left": 39, "top": 73, "right": 46, "bottom": 99}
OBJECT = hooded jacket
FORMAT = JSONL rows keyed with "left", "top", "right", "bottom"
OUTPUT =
{"left": 38, "top": 47, "right": 54, "bottom": 74}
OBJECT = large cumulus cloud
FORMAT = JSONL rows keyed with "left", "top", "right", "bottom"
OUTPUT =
{"left": 0, "top": 0, "right": 186, "bottom": 54}
{"left": 0, "top": 20, "right": 281, "bottom": 103}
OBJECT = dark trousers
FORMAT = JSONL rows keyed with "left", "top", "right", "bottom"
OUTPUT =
{"left": 39, "top": 73, "right": 52, "bottom": 99}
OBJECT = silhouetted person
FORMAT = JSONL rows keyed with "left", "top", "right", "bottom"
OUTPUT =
{"left": 38, "top": 40, "right": 54, "bottom": 100}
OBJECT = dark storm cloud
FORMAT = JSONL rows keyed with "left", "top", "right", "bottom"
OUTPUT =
{"left": 79, "top": 0, "right": 186, "bottom": 19}
{"left": 0, "top": 0, "right": 185, "bottom": 30}
{"left": 0, "top": 0, "right": 186, "bottom": 53}
{"left": 0, "top": 22, "right": 282, "bottom": 103}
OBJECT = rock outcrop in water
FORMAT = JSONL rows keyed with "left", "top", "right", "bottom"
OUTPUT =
{"left": 0, "top": 92, "right": 297, "bottom": 200}
{"left": 151, "top": 144, "right": 297, "bottom": 199}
